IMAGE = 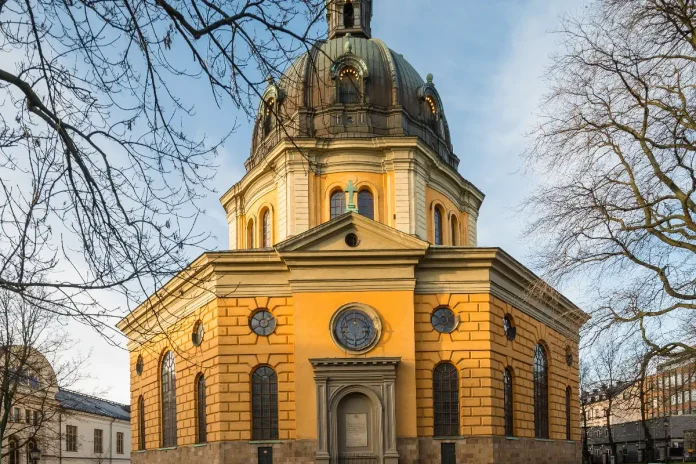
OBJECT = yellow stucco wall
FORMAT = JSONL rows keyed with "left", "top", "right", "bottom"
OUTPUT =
{"left": 425, "top": 187, "right": 470, "bottom": 246}
{"left": 415, "top": 293, "right": 579, "bottom": 440}
{"left": 310, "top": 171, "right": 389, "bottom": 227}
{"left": 130, "top": 290, "right": 579, "bottom": 450}
{"left": 292, "top": 290, "right": 418, "bottom": 440}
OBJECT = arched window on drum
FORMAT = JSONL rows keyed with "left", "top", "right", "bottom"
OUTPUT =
{"left": 357, "top": 189, "right": 374, "bottom": 220}
{"left": 330, "top": 190, "right": 346, "bottom": 219}
{"left": 434, "top": 206, "right": 444, "bottom": 245}
{"left": 261, "top": 209, "right": 272, "bottom": 248}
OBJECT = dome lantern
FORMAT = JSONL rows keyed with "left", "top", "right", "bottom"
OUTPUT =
{"left": 326, "top": 0, "right": 372, "bottom": 39}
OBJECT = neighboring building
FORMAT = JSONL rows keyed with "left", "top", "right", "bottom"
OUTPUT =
{"left": 582, "top": 356, "right": 696, "bottom": 463}
{"left": 1, "top": 348, "right": 131, "bottom": 464}
{"left": 55, "top": 389, "right": 132, "bottom": 464}
{"left": 117, "top": 1, "right": 589, "bottom": 464}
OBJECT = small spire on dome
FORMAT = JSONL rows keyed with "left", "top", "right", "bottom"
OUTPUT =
{"left": 266, "top": 75, "right": 275, "bottom": 86}
{"left": 426, "top": 73, "right": 434, "bottom": 84}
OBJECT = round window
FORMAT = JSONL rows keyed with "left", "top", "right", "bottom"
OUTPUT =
{"left": 503, "top": 314, "right": 516, "bottom": 341}
{"left": 136, "top": 355, "right": 144, "bottom": 376}
{"left": 192, "top": 321, "right": 205, "bottom": 346}
{"left": 345, "top": 233, "right": 359, "bottom": 247}
{"left": 250, "top": 310, "right": 276, "bottom": 336}
{"left": 331, "top": 305, "right": 381, "bottom": 353}
{"left": 431, "top": 307, "right": 457, "bottom": 333}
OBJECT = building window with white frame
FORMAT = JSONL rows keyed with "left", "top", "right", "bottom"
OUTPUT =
{"left": 66, "top": 425, "right": 78, "bottom": 452}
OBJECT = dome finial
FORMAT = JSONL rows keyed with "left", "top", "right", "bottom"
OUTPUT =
{"left": 266, "top": 75, "right": 274, "bottom": 86}
{"left": 344, "top": 33, "right": 353, "bottom": 54}
{"left": 426, "top": 73, "right": 434, "bottom": 84}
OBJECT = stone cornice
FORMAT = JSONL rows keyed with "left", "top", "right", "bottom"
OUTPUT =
{"left": 416, "top": 247, "right": 590, "bottom": 341}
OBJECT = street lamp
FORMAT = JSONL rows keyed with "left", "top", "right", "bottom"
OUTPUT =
{"left": 29, "top": 448, "right": 41, "bottom": 463}
{"left": 664, "top": 418, "right": 670, "bottom": 464}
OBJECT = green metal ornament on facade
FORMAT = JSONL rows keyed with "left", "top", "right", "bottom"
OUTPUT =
{"left": 345, "top": 180, "right": 359, "bottom": 213}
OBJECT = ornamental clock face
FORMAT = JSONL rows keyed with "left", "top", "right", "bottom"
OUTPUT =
{"left": 333, "top": 309, "right": 376, "bottom": 351}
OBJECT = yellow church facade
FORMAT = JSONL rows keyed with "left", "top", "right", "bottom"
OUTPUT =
{"left": 117, "top": 2, "right": 589, "bottom": 463}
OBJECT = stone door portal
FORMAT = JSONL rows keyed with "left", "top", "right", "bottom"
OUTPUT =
{"left": 310, "top": 358, "right": 400, "bottom": 464}
{"left": 337, "top": 393, "right": 376, "bottom": 463}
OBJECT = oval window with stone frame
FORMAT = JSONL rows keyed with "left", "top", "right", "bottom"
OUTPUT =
{"left": 503, "top": 314, "right": 516, "bottom": 341}
{"left": 136, "top": 355, "right": 144, "bottom": 376}
{"left": 431, "top": 307, "right": 458, "bottom": 334}
{"left": 250, "top": 310, "right": 277, "bottom": 336}
{"left": 192, "top": 321, "right": 205, "bottom": 347}
{"left": 566, "top": 346, "right": 574, "bottom": 367}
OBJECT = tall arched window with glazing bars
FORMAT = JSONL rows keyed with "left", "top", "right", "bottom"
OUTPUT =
{"left": 433, "top": 362, "right": 459, "bottom": 437}
{"left": 504, "top": 367, "right": 514, "bottom": 436}
{"left": 534, "top": 344, "right": 549, "bottom": 439}
{"left": 138, "top": 396, "right": 145, "bottom": 450}
{"left": 330, "top": 190, "right": 346, "bottom": 219}
{"left": 262, "top": 209, "right": 271, "bottom": 248}
{"left": 161, "top": 351, "right": 177, "bottom": 447}
{"left": 8, "top": 438, "right": 18, "bottom": 464}
{"left": 566, "top": 386, "right": 572, "bottom": 440}
{"left": 434, "top": 206, "right": 444, "bottom": 245}
{"left": 252, "top": 366, "right": 279, "bottom": 440}
{"left": 450, "top": 215, "right": 458, "bottom": 246}
{"left": 197, "top": 374, "right": 207, "bottom": 443}
{"left": 358, "top": 190, "right": 374, "bottom": 220}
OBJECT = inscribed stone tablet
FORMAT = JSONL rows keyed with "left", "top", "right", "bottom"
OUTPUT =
{"left": 345, "top": 413, "right": 368, "bottom": 448}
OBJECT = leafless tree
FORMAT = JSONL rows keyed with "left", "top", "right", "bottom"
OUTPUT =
{"left": 0, "top": 0, "right": 325, "bottom": 343}
{"left": 580, "top": 360, "right": 593, "bottom": 464}
{"left": 524, "top": 0, "right": 696, "bottom": 356}
{"left": 0, "top": 289, "right": 86, "bottom": 461}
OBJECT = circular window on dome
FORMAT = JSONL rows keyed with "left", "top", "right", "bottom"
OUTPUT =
{"left": 503, "top": 314, "right": 516, "bottom": 341}
{"left": 331, "top": 304, "right": 382, "bottom": 353}
{"left": 431, "top": 307, "right": 457, "bottom": 333}
{"left": 192, "top": 321, "right": 205, "bottom": 347}
{"left": 249, "top": 310, "right": 276, "bottom": 336}
{"left": 136, "top": 355, "right": 144, "bottom": 376}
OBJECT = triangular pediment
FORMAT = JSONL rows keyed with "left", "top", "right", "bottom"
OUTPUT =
{"left": 275, "top": 213, "right": 429, "bottom": 254}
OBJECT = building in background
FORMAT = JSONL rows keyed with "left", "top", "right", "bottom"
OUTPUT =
{"left": 1, "top": 348, "right": 131, "bottom": 464}
{"left": 55, "top": 389, "right": 131, "bottom": 464}
{"left": 583, "top": 356, "right": 696, "bottom": 463}
{"left": 118, "top": 1, "right": 589, "bottom": 463}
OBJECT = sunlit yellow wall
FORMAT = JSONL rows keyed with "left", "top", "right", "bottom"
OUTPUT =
{"left": 425, "top": 187, "right": 470, "bottom": 246}
{"left": 130, "top": 296, "right": 295, "bottom": 450}
{"left": 415, "top": 293, "right": 580, "bottom": 440}
{"left": 292, "top": 290, "right": 418, "bottom": 440}
{"left": 237, "top": 189, "right": 278, "bottom": 249}
{"left": 311, "top": 172, "right": 389, "bottom": 227}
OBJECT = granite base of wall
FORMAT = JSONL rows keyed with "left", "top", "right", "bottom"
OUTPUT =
{"left": 418, "top": 436, "right": 581, "bottom": 464}
{"left": 131, "top": 437, "right": 579, "bottom": 463}
{"left": 131, "top": 439, "right": 317, "bottom": 464}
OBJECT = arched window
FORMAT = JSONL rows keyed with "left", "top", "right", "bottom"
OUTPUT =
{"left": 339, "top": 67, "right": 360, "bottom": 104}
{"left": 247, "top": 219, "right": 254, "bottom": 249}
{"left": 450, "top": 215, "right": 458, "bottom": 246}
{"left": 534, "top": 344, "right": 549, "bottom": 439}
{"left": 504, "top": 367, "right": 514, "bottom": 437}
{"left": 8, "top": 438, "right": 18, "bottom": 464}
{"left": 343, "top": 0, "right": 354, "bottom": 28}
{"left": 138, "top": 396, "right": 146, "bottom": 450}
{"left": 26, "top": 440, "right": 37, "bottom": 464}
{"left": 566, "top": 386, "right": 572, "bottom": 440}
{"left": 424, "top": 95, "right": 439, "bottom": 133}
{"left": 357, "top": 190, "right": 374, "bottom": 220}
{"left": 433, "top": 362, "right": 459, "bottom": 437}
{"left": 197, "top": 374, "right": 207, "bottom": 444}
{"left": 262, "top": 209, "right": 271, "bottom": 248}
{"left": 161, "top": 351, "right": 177, "bottom": 447}
{"left": 252, "top": 366, "right": 279, "bottom": 440}
{"left": 434, "top": 206, "right": 443, "bottom": 245}
{"left": 330, "top": 190, "right": 346, "bottom": 219}
{"left": 263, "top": 98, "right": 275, "bottom": 137}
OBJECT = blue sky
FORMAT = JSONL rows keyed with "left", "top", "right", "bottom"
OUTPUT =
{"left": 79, "top": 0, "right": 587, "bottom": 403}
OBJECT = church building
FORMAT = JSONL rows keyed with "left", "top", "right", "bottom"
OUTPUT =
{"left": 117, "top": 1, "right": 589, "bottom": 463}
